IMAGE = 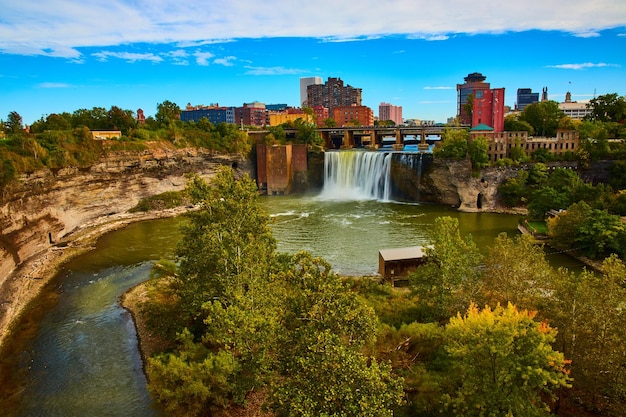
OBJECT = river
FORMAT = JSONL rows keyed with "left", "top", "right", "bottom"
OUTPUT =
{"left": 0, "top": 151, "right": 588, "bottom": 415}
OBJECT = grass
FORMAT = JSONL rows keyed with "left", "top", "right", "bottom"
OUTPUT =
{"left": 526, "top": 221, "right": 549, "bottom": 235}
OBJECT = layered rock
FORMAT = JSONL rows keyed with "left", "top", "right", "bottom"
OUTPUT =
{"left": 390, "top": 156, "right": 519, "bottom": 212}
{"left": 0, "top": 143, "right": 250, "bottom": 345}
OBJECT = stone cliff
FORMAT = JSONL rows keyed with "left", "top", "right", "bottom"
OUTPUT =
{"left": 390, "top": 156, "right": 520, "bottom": 212}
{"left": 0, "top": 142, "right": 250, "bottom": 345}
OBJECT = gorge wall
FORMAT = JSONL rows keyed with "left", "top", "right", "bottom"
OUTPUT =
{"left": 0, "top": 143, "right": 251, "bottom": 344}
{"left": 391, "top": 156, "right": 520, "bottom": 212}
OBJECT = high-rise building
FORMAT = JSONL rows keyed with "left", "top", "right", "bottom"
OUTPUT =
{"left": 457, "top": 72, "right": 489, "bottom": 125}
{"left": 299, "top": 76, "right": 322, "bottom": 107}
{"left": 378, "top": 102, "right": 403, "bottom": 125}
{"left": 516, "top": 88, "right": 539, "bottom": 111}
{"left": 306, "top": 77, "right": 362, "bottom": 115}
{"left": 472, "top": 87, "right": 505, "bottom": 132}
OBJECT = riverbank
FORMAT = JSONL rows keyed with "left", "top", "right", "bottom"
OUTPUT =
{"left": 0, "top": 206, "right": 191, "bottom": 351}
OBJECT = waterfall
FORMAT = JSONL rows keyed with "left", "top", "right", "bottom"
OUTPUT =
{"left": 319, "top": 150, "right": 392, "bottom": 201}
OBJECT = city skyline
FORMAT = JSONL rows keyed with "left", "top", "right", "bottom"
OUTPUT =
{"left": 1, "top": 1, "right": 625, "bottom": 126}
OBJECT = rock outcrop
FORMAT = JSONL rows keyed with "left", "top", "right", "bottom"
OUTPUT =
{"left": 390, "top": 157, "right": 520, "bottom": 212}
{"left": 0, "top": 143, "right": 251, "bottom": 346}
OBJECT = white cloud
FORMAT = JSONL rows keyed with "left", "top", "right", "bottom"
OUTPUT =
{"left": 37, "top": 82, "right": 72, "bottom": 88}
{"left": 243, "top": 66, "right": 306, "bottom": 75}
{"left": 214, "top": 56, "right": 236, "bottom": 66}
{"left": 547, "top": 62, "right": 621, "bottom": 70}
{"left": 1, "top": 1, "right": 625, "bottom": 57}
{"left": 194, "top": 51, "right": 214, "bottom": 66}
{"left": 92, "top": 51, "right": 163, "bottom": 63}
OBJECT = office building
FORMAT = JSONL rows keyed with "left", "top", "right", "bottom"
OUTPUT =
{"left": 457, "top": 72, "right": 489, "bottom": 125}
{"left": 299, "top": 77, "right": 322, "bottom": 107}
{"left": 516, "top": 88, "right": 539, "bottom": 111}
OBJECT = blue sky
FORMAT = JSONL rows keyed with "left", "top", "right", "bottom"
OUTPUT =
{"left": 1, "top": 1, "right": 625, "bottom": 125}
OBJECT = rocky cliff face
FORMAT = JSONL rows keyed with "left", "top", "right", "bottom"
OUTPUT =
{"left": 390, "top": 157, "right": 520, "bottom": 212}
{"left": 0, "top": 144, "right": 250, "bottom": 343}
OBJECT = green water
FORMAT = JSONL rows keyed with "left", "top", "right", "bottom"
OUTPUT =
{"left": 1, "top": 196, "right": 586, "bottom": 416}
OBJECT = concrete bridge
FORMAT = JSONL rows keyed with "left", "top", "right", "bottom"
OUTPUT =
{"left": 316, "top": 125, "right": 448, "bottom": 149}
{"left": 248, "top": 125, "right": 459, "bottom": 150}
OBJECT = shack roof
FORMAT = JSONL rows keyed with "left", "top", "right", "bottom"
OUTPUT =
{"left": 379, "top": 246, "right": 427, "bottom": 261}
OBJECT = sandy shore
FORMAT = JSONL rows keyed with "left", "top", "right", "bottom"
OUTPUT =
{"left": 0, "top": 207, "right": 191, "bottom": 352}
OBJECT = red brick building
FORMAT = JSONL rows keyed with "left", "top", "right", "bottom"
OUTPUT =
{"left": 307, "top": 77, "right": 362, "bottom": 116}
{"left": 472, "top": 87, "right": 505, "bottom": 132}
{"left": 311, "top": 105, "right": 330, "bottom": 126}
{"left": 333, "top": 105, "right": 374, "bottom": 127}
{"left": 235, "top": 102, "right": 268, "bottom": 127}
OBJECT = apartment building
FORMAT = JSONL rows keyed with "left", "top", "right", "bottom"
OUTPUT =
{"left": 307, "top": 77, "right": 362, "bottom": 115}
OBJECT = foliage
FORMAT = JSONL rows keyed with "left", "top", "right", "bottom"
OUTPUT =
{"left": 268, "top": 253, "right": 404, "bottom": 416}
{"left": 585, "top": 93, "right": 626, "bottom": 124}
{"left": 467, "top": 136, "right": 490, "bottom": 169}
{"left": 441, "top": 303, "right": 571, "bottom": 417}
{"left": 145, "top": 168, "right": 281, "bottom": 410}
{"left": 408, "top": 216, "right": 483, "bottom": 320}
{"left": 130, "top": 190, "right": 190, "bottom": 212}
{"left": 5, "top": 111, "right": 23, "bottom": 135}
{"left": 174, "top": 168, "right": 277, "bottom": 332}
{"left": 147, "top": 329, "right": 240, "bottom": 416}
{"left": 519, "top": 101, "right": 565, "bottom": 137}
{"left": 548, "top": 201, "right": 626, "bottom": 259}
{"left": 498, "top": 170, "right": 529, "bottom": 207}
{"left": 546, "top": 256, "right": 626, "bottom": 416}
{"left": 142, "top": 171, "right": 405, "bottom": 415}
{"left": 482, "top": 233, "right": 554, "bottom": 310}
{"left": 433, "top": 128, "right": 469, "bottom": 160}
{"left": 504, "top": 114, "right": 534, "bottom": 134}
{"left": 156, "top": 100, "right": 182, "bottom": 127}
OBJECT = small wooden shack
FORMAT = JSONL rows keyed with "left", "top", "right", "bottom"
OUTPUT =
{"left": 378, "top": 246, "right": 428, "bottom": 284}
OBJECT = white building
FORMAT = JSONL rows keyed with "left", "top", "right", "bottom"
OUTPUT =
{"left": 299, "top": 76, "right": 322, "bottom": 107}
{"left": 558, "top": 91, "right": 592, "bottom": 120}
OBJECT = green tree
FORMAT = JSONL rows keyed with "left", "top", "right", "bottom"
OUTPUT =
{"left": 503, "top": 114, "right": 534, "bottom": 134}
{"left": 548, "top": 201, "right": 626, "bottom": 259}
{"left": 409, "top": 216, "right": 483, "bottom": 320}
{"left": 293, "top": 117, "right": 323, "bottom": 148}
{"left": 547, "top": 201, "right": 592, "bottom": 251}
{"left": 527, "top": 186, "right": 570, "bottom": 220}
{"left": 323, "top": 117, "right": 336, "bottom": 127}
{"left": 482, "top": 233, "right": 554, "bottom": 310}
{"left": 498, "top": 170, "right": 529, "bottom": 207}
{"left": 547, "top": 256, "right": 626, "bottom": 415}
{"left": 156, "top": 100, "right": 181, "bottom": 127}
{"left": 586, "top": 93, "right": 626, "bottom": 123}
{"left": 174, "top": 168, "right": 277, "bottom": 332}
{"left": 268, "top": 252, "right": 404, "bottom": 416}
{"left": 527, "top": 162, "right": 549, "bottom": 187}
{"left": 5, "top": 111, "right": 23, "bottom": 135}
{"left": 434, "top": 128, "right": 469, "bottom": 160}
{"left": 441, "top": 303, "right": 571, "bottom": 417}
{"left": 467, "top": 136, "right": 490, "bottom": 169}
{"left": 146, "top": 168, "right": 281, "bottom": 412}
{"left": 108, "top": 105, "right": 136, "bottom": 135}
{"left": 520, "top": 101, "right": 564, "bottom": 137}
